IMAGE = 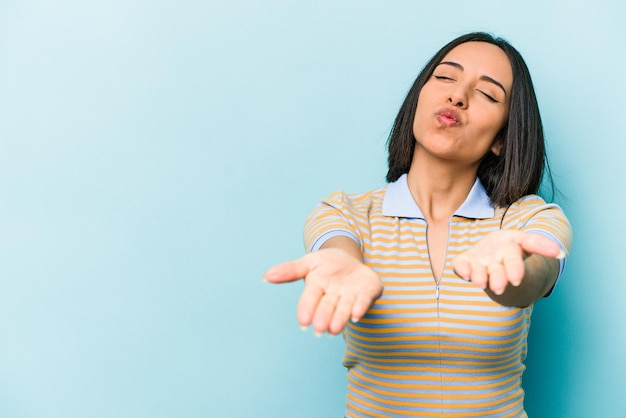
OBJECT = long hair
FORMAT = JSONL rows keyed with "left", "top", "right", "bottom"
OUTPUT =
{"left": 386, "top": 32, "right": 553, "bottom": 207}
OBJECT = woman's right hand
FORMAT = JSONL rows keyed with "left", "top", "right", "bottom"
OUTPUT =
{"left": 263, "top": 247, "right": 383, "bottom": 335}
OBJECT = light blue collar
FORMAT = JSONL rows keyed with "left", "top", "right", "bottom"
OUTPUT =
{"left": 381, "top": 173, "right": 495, "bottom": 219}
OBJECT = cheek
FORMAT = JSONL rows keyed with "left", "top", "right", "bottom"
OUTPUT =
{"left": 480, "top": 108, "right": 508, "bottom": 136}
{"left": 412, "top": 103, "right": 426, "bottom": 136}
{"left": 494, "top": 114, "right": 509, "bottom": 135}
{"left": 497, "top": 104, "right": 511, "bottom": 130}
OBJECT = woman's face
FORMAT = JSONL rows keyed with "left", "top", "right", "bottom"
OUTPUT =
{"left": 412, "top": 41, "right": 513, "bottom": 166}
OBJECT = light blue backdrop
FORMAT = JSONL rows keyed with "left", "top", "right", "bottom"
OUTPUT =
{"left": 1, "top": 1, "right": 624, "bottom": 417}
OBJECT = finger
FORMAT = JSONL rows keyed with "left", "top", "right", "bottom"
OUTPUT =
{"left": 263, "top": 257, "right": 311, "bottom": 283}
{"left": 452, "top": 255, "right": 472, "bottom": 280}
{"left": 487, "top": 262, "right": 508, "bottom": 295}
{"left": 312, "top": 293, "right": 340, "bottom": 335}
{"left": 468, "top": 261, "right": 489, "bottom": 290}
{"left": 296, "top": 282, "right": 324, "bottom": 328}
{"left": 520, "top": 233, "right": 564, "bottom": 259}
{"left": 502, "top": 253, "right": 525, "bottom": 287}
{"left": 329, "top": 293, "right": 355, "bottom": 335}
{"left": 351, "top": 289, "right": 380, "bottom": 323}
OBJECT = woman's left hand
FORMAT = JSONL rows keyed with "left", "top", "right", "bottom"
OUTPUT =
{"left": 452, "top": 230, "right": 564, "bottom": 295}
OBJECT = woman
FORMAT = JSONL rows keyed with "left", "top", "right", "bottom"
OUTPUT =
{"left": 264, "top": 32, "right": 573, "bottom": 417}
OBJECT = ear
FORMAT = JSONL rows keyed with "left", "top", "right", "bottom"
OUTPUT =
{"left": 490, "top": 141, "right": 502, "bottom": 156}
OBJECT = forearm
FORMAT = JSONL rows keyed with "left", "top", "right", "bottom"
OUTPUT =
{"left": 486, "top": 254, "right": 560, "bottom": 307}
{"left": 319, "top": 235, "right": 363, "bottom": 262}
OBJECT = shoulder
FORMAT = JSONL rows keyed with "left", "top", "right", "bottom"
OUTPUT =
{"left": 320, "top": 186, "right": 387, "bottom": 214}
{"left": 501, "top": 195, "right": 567, "bottom": 224}
{"left": 304, "top": 186, "right": 387, "bottom": 252}
{"left": 500, "top": 194, "right": 573, "bottom": 249}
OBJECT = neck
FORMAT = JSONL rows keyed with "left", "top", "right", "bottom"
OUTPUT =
{"left": 406, "top": 152, "right": 479, "bottom": 222}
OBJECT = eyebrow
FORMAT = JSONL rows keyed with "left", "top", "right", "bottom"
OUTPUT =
{"left": 437, "top": 61, "right": 508, "bottom": 97}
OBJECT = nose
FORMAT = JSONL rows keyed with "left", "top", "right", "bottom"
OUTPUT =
{"left": 448, "top": 87, "right": 468, "bottom": 108}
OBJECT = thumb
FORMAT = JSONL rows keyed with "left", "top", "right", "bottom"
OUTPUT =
{"left": 263, "top": 256, "right": 312, "bottom": 283}
{"left": 520, "top": 232, "right": 565, "bottom": 259}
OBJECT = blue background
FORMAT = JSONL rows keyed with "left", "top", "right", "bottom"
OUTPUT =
{"left": 1, "top": 0, "right": 625, "bottom": 417}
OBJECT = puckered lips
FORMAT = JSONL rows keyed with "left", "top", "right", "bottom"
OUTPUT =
{"left": 435, "top": 108, "right": 461, "bottom": 127}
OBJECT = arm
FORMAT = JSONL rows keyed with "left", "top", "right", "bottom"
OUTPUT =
{"left": 263, "top": 236, "right": 383, "bottom": 335}
{"left": 320, "top": 235, "right": 364, "bottom": 260}
{"left": 452, "top": 230, "right": 564, "bottom": 307}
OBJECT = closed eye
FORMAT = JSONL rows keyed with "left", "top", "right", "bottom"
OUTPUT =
{"left": 434, "top": 75, "right": 455, "bottom": 81}
{"left": 478, "top": 90, "right": 499, "bottom": 103}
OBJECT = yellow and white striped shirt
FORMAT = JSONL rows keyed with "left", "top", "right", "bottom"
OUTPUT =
{"left": 304, "top": 174, "right": 573, "bottom": 417}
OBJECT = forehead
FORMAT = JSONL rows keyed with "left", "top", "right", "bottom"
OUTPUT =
{"left": 439, "top": 42, "right": 513, "bottom": 87}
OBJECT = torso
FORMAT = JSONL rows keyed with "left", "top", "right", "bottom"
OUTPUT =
{"left": 309, "top": 186, "right": 533, "bottom": 417}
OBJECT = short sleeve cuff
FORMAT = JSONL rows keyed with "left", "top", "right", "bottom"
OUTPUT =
{"left": 526, "top": 228, "right": 568, "bottom": 297}
{"left": 309, "top": 230, "right": 360, "bottom": 253}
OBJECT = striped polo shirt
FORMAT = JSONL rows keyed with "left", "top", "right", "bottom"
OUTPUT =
{"left": 304, "top": 174, "right": 573, "bottom": 417}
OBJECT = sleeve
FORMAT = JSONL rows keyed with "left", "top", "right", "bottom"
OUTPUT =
{"left": 501, "top": 195, "right": 574, "bottom": 293}
{"left": 303, "top": 191, "right": 363, "bottom": 253}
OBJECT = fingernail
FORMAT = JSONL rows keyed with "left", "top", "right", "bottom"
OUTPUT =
{"left": 511, "top": 280, "right": 522, "bottom": 287}
{"left": 261, "top": 276, "right": 269, "bottom": 283}
{"left": 556, "top": 250, "right": 566, "bottom": 260}
{"left": 300, "top": 325, "right": 308, "bottom": 332}
{"left": 494, "top": 288, "right": 505, "bottom": 295}
{"left": 351, "top": 317, "right": 360, "bottom": 323}
{"left": 314, "top": 331, "right": 323, "bottom": 338}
